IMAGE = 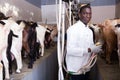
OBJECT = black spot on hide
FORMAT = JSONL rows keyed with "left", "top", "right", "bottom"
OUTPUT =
{"left": 16, "top": 20, "right": 26, "bottom": 25}
{"left": 0, "top": 21, "right": 5, "bottom": 25}
{"left": 31, "top": 23, "right": 38, "bottom": 29}
{"left": 62, "top": 0, "right": 73, "bottom": 3}
{"left": 115, "top": 24, "right": 120, "bottom": 28}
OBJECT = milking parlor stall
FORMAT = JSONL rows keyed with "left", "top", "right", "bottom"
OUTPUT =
{"left": 0, "top": 0, "right": 120, "bottom": 80}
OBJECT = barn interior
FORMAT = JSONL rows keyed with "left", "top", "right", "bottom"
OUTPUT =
{"left": 0, "top": 0, "right": 120, "bottom": 80}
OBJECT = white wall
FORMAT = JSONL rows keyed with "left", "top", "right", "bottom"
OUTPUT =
{"left": 0, "top": 0, "right": 42, "bottom": 22}
{"left": 41, "top": 3, "right": 116, "bottom": 24}
{"left": 91, "top": 5, "right": 115, "bottom": 24}
{"left": 41, "top": 5, "right": 57, "bottom": 24}
{"left": 0, "top": 0, "right": 117, "bottom": 24}
{"left": 116, "top": 2, "right": 120, "bottom": 18}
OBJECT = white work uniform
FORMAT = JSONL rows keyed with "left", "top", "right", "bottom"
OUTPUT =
{"left": 66, "top": 20, "right": 94, "bottom": 73}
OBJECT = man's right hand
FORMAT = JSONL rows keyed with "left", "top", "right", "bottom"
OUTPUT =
{"left": 91, "top": 45, "right": 102, "bottom": 53}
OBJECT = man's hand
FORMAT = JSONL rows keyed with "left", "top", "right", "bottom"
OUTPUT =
{"left": 91, "top": 45, "right": 102, "bottom": 53}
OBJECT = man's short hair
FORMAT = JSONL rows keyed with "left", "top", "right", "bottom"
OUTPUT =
{"left": 79, "top": 4, "right": 91, "bottom": 13}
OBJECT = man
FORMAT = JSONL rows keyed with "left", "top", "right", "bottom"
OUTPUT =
{"left": 65, "top": 4, "right": 101, "bottom": 80}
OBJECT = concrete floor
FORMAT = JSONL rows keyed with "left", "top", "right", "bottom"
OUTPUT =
{"left": 8, "top": 44, "right": 120, "bottom": 80}
{"left": 9, "top": 45, "right": 57, "bottom": 80}
{"left": 97, "top": 55, "right": 120, "bottom": 80}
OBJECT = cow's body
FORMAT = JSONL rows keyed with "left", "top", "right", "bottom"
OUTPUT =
{"left": 114, "top": 26, "right": 120, "bottom": 66}
{"left": 0, "top": 21, "right": 10, "bottom": 79}
{"left": 97, "top": 19, "right": 119, "bottom": 64}
{"left": 102, "top": 25, "right": 117, "bottom": 64}
{"left": 36, "top": 24, "right": 47, "bottom": 56}
{"left": 0, "top": 19, "right": 25, "bottom": 79}
{"left": 22, "top": 21, "right": 38, "bottom": 68}
{"left": 90, "top": 21, "right": 118, "bottom": 64}
{"left": 107, "top": 19, "right": 120, "bottom": 66}
{"left": 89, "top": 24, "right": 104, "bottom": 44}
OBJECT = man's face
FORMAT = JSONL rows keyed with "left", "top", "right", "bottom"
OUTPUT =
{"left": 79, "top": 7, "right": 92, "bottom": 25}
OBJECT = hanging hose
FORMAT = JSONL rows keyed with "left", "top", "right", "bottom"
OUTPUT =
{"left": 62, "top": 52, "right": 97, "bottom": 75}
{"left": 56, "top": 0, "right": 81, "bottom": 80}
{"left": 56, "top": 0, "right": 65, "bottom": 80}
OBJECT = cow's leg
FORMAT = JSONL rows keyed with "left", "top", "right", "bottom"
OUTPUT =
{"left": 106, "top": 45, "right": 112, "bottom": 64}
{"left": 28, "top": 53, "right": 33, "bottom": 68}
{"left": 6, "top": 51, "right": 12, "bottom": 74}
{"left": 35, "top": 42, "right": 40, "bottom": 59}
{"left": 117, "top": 44, "right": 120, "bottom": 67}
{"left": 2, "top": 49, "right": 10, "bottom": 79}
{"left": 28, "top": 46, "right": 34, "bottom": 68}
{"left": 19, "top": 52, "right": 23, "bottom": 70}
{"left": 0, "top": 62, "right": 3, "bottom": 80}
{"left": 12, "top": 48, "right": 22, "bottom": 73}
{"left": 117, "top": 49, "right": 120, "bottom": 66}
{"left": 7, "top": 30, "right": 13, "bottom": 74}
{"left": 40, "top": 40, "right": 44, "bottom": 56}
{"left": 100, "top": 43, "right": 106, "bottom": 59}
{"left": 32, "top": 45, "right": 36, "bottom": 62}
{"left": 15, "top": 55, "right": 22, "bottom": 73}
